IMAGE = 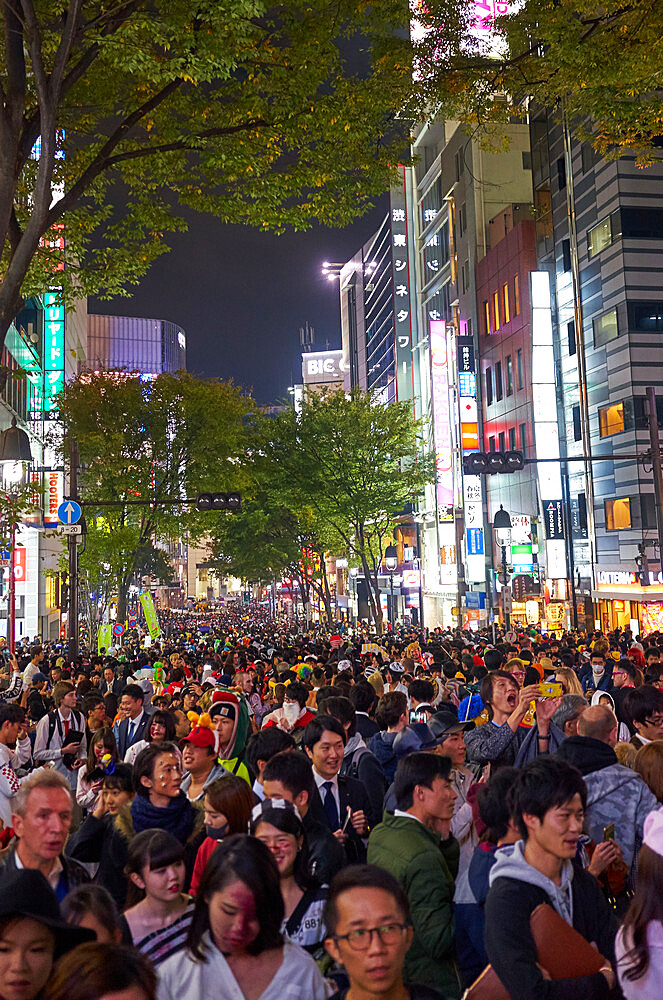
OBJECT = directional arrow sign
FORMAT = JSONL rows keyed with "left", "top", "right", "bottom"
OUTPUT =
{"left": 58, "top": 500, "right": 82, "bottom": 525}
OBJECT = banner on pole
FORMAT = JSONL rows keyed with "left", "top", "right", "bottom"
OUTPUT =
{"left": 139, "top": 592, "right": 161, "bottom": 640}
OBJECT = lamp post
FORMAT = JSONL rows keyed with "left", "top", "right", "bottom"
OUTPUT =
{"left": 493, "top": 506, "right": 512, "bottom": 630}
{"left": 0, "top": 418, "right": 33, "bottom": 654}
{"left": 385, "top": 544, "right": 398, "bottom": 631}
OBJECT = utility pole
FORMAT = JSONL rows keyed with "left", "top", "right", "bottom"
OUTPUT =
{"left": 67, "top": 441, "right": 79, "bottom": 661}
{"left": 647, "top": 386, "right": 663, "bottom": 571}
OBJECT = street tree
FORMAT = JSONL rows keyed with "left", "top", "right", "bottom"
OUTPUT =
{"left": 257, "top": 389, "right": 434, "bottom": 633}
{"left": 0, "top": 0, "right": 415, "bottom": 350}
{"left": 415, "top": 0, "right": 663, "bottom": 160}
{"left": 58, "top": 369, "right": 252, "bottom": 619}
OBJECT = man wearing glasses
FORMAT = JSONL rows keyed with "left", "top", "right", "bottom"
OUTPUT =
{"left": 324, "top": 864, "right": 446, "bottom": 1000}
{"left": 626, "top": 684, "right": 663, "bottom": 750}
{"left": 367, "top": 753, "right": 461, "bottom": 999}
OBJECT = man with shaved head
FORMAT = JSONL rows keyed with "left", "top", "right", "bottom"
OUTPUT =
{"left": 557, "top": 703, "right": 657, "bottom": 882}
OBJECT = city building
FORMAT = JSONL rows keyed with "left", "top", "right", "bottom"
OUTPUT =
{"left": 87, "top": 314, "right": 186, "bottom": 376}
{"left": 530, "top": 110, "right": 663, "bottom": 632}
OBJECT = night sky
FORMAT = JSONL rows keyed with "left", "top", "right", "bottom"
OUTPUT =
{"left": 92, "top": 197, "right": 388, "bottom": 404}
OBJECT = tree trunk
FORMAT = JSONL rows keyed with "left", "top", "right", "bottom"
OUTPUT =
{"left": 359, "top": 550, "right": 382, "bottom": 632}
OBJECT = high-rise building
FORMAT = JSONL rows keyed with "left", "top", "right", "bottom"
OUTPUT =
{"left": 87, "top": 314, "right": 186, "bottom": 375}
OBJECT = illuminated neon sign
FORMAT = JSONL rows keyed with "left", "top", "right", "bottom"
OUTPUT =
{"left": 430, "top": 320, "right": 453, "bottom": 508}
{"left": 43, "top": 290, "right": 65, "bottom": 411}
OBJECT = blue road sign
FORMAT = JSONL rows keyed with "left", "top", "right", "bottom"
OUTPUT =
{"left": 58, "top": 500, "right": 82, "bottom": 524}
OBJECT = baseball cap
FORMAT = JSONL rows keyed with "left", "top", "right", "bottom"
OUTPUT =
{"left": 393, "top": 722, "right": 439, "bottom": 759}
{"left": 428, "top": 712, "right": 470, "bottom": 740}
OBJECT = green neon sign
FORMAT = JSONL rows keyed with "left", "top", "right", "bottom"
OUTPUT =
{"left": 43, "top": 290, "right": 65, "bottom": 411}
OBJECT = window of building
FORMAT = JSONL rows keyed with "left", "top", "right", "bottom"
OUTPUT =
{"left": 495, "top": 360, "right": 503, "bottom": 401}
{"left": 485, "top": 366, "right": 493, "bottom": 406}
{"left": 493, "top": 290, "right": 500, "bottom": 331}
{"left": 593, "top": 308, "right": 619, "bottom": 347}
{"left": 581, "top": 142, "right": 597, "bottom": 173}
{"left": 519, "top": 423, "right": 527, "bottom": 456}
{"left": 508, "top": 427, "right": 516, "bottom": 450}
{"left": 498, "top": 430, "right": 506, "bottom": 452}
{"left": 506, "top": 355, "right": 513, "bottom": 396}
{"left": 502, "top": 283, "right": 510, "bottom": 324}
{"left": 620, "top": 206, "right": 663, "bottom": 239}
{"left": 587, "top": 211, "right": 621, "bottom": 259}
{"left": 628, "top": 302, "right": 663, "bottom": 331}
{"left": 598, "top": 402, "right": 625, "bottom": 437}
{"left": 568, "top": 319, "right": 576, "bottom": 356}
{"left": 465, "top": 318, "right": 472, "bottom": 338}
{"left": 455, "top": 150, "right": 462, "bottom": 182}
{"left": 522, "top": 150, "right": 532, "bottom": 170}
{"left": 516, "top": 347, "right": 523, "bottom": 389}
{"left": 557, "top": 156, "right": 566, "bottom": 190}
{"left": 489, "top": 435, "right": 496, "bottom": 452}
{"left": 642, "top": 494, "right": 657, "bottom": 530}
{"left": 461, "top": 260, "right": 469, "bottom": 294}
{"left": 572, "top": 405, "right": 581, "bottom": 441}
{"left": 605, "top": 498, "right": 631, "bottom": 531}
{"left": 459, "top": 203, "right": 466, "bottom": 236}
{"left": 484, "top": 300, "right": 491, "bottom": 335}
{"left": 514, "top": 274, "right": 520, "bottom": 316}
{"left": 562, "top": 238, "right": 571, "bottom": 272}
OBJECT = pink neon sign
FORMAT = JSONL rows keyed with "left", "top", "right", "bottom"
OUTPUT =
{"left": 430, "top": 320, "right": 453, "bottom": 508}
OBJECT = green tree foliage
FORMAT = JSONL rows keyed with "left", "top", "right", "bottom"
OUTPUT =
{"left": 225, "top": 389, "right": 434, "bottom": 633}
{"left": 58, "top": 369, "right": 252, "bottom": 618}
{"left": 0, "top": 0, "right": 416, "bottom": 345}
{"left": 415, "top": 0, "right": 663, "bottom": 160}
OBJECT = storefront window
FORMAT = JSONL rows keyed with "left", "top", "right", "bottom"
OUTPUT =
{"left": 605, "top": 498, "right": 631, "bottom": 531}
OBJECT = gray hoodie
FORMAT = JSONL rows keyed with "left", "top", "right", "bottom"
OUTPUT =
{"left": 489, "top": 839, "right": 575, "bottom": 925}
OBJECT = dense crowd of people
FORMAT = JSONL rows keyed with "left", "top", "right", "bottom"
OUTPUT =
{"left": 0, "top": 615, "right": 663, "bottom": 999}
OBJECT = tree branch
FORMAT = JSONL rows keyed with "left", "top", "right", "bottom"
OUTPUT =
{"left": 50, "top": 0, "right": 84, "bottom": 101}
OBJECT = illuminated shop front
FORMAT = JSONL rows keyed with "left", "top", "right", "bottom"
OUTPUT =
{"left": 593, "top": 570, "right": 663, "bottom": 633}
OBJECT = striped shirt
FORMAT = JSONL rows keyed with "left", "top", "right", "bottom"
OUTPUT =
{"left": 133, "top": 899, "right": 195, "bottom": 967}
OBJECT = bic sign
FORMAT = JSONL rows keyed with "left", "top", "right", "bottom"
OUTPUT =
{"left": 307, "top": 358, "right": 336, "bottom": 375}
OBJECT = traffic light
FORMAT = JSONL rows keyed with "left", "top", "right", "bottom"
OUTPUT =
{"left": 195, "top": 492, "right": 242, "bottom": 512}
{"left": 636, "top": 543, "right": 649, "bottom": 587}
{"left": 462, "top": 450, "right": 525, "bottom": 475}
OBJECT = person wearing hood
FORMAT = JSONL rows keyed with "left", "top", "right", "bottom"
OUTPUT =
{"left": 208, "top": 689, "right": 251, "bottom": 784}
{"left": 180, "top": 716, "right": 229, "bottom": 802}
{"left": 582, "top": 650, "right": 614, "bottom": 696}
{"left": 485, "top": 756, "right": 618, "bottom": 1000}
{"left": 369, "top": 691, "right": 409, "bottom": 785}
{"left": 556, "top": 703, "right": 657, "bottom": 883}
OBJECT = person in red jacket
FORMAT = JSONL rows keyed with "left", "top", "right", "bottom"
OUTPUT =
{"left": 261, "top": 682, "right": 315, "bottom": 737}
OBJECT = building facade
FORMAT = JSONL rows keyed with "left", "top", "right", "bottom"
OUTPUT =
{"left": 87, "top": 314, "right": 186, "bottom": 375}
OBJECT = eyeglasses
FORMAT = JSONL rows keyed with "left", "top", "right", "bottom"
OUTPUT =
{"left": 333, "top": 922, "right": 408, "bottom": 951}
{"left": 645, "top": 715, "right": 663, "bottom": 727}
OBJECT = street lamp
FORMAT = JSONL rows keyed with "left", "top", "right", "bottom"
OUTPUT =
{"left": 493, "top": 505, "right": 512, "bottom": 630}
{"left": 385, "top": 544, "right": 398, "bottom": 630}
{"left": 0, "top": 418, "right": 33, "bottom": 654}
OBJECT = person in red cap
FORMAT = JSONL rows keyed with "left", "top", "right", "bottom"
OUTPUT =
{"left": 180, "top": 717, "right": 228, "bottom": 803}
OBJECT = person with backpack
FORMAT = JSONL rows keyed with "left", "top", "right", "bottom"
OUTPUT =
{"left": 33, "top": 681, "right": 86, "bottom": 791}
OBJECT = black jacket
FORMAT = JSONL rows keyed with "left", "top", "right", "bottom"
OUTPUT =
{"left": 354, "top": 713, "right": 379, "bottom": 740}
{"left": 116, "top": 711, "right": 151, "bottom": 757}
{"left": 339, "top": 746, "right": 387, "bottom": 830}
{"left": 301, "top": 810, "right": 346, "bottom": 885}
{"left": 556, "top": 735, "right": 618, "bottom": 776}
{"left": 66, "top": 812, "right": 130, "bottom": 907}
{"left": 485, "top": 867, "right": 618, "bottom": 1000}
{"left": 0, "top": 843, "right": 89, "bottom": 902}
{"left": 308, "top": 773, "right": 372, "bottom": 863}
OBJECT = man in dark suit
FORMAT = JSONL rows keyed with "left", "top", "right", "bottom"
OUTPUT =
{"left": 115, "top": 683, "right": 150, "bottom": 758}
{"left": 303, "top": 714, "right": 372, "bottom": 863}
{"left": 99, "top": 666, "right": 124, "bottom": 698}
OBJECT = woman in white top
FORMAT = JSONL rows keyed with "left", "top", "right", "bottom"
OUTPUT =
{"left": 616, "top": 807, "right": 663, "bottom": 1000}
{"left": 157, "top": 834, "right": 331, "bottom": 1000}
{"left": 76, "top": 728, "right": 118, "bottom": 811}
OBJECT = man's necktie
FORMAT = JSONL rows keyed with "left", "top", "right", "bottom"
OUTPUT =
{"left": 63, "top": 719, "right": 69, "bottom": 737}
{"left": 128, "top": 720, "right": 135, "bottom": 743}
{"left": 322, "top": 780, "right": 340, "bottom": 830}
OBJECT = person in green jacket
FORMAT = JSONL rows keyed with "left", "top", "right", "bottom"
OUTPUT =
{"left": 367, "top": 752, "right": 462, "bottom": 1000}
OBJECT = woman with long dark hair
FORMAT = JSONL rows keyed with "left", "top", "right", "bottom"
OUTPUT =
{"left": 124, "top": 709, "right": 178, "bottom": 766}
{"left": 616, "top": 807, "right": 663, "bottom": 998}
{"left": 157, "top": 835, "right": 329, "bottom": 1000}
{"left": 250, "top": 799, "right": 327, "bottom": 952}
{"left": 76, "top": 728, "right": 118, "bottom": 811}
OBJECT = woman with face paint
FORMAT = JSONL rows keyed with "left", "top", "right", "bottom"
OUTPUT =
{"left": 189, "top": 775, "right": 255, "bottom": 896}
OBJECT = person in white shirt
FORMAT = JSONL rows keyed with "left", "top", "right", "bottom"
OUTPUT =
{"left": 157, "top": 834, "right": 330, "bottom": 1000}
{"left": 0, "top": 702, "right": 31, "bottom": 827}
{"left": 33, "top": 681, "right": 86, "bottom": 792}
{"left": 22, "top": 644, "right": 45, "bottom": 691}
